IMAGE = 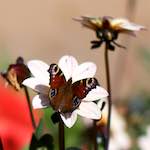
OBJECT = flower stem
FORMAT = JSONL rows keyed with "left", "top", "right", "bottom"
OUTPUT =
{"left": 0, "top": 137, "right": 3, "bottom": 150}
{"left": 59, "top": 118, "right": 65, "bottom": 150}
{"left": 24, "top": 86, "right": 36, "bottom": 129}
{"left": 104, "top": 44, "right": 112, "bottom": 150}
{"left": 93, "top": 120, "right": 98, "bottom": 150}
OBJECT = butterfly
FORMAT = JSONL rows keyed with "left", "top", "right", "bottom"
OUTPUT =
{"left": 48, "top": 64, "right": 99, "bottom": 113}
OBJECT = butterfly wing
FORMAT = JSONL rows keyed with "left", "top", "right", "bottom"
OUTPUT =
{"left": 72, "top": 78, "right": 99, "bottom": 99}
{"left": 48, "top": 64, "right": 67, "bottom": 111}
{"left": 48, "top": 63, "right": 66, "bottom": 89}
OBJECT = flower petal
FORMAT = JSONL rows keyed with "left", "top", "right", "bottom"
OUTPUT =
{"left": 83, "top": 86, "right": 108, "bottom": 101}
{"left": 23, "top": 77, "right": 50, "bottom": 95}
{"left": 111, "top": 18, "right": 145, "bottom": 31}
{"left": 60, "top": 111, "right": 77, "bottom": 128}
{"left": 27, "top": 60, "right": 50, "bottom": 83}
{"left": 76, "top": 102, "right": 101, "bottom": 119}
{"left": 73, "top": 16, "right": 103, "bottom": 30}
{"left": 32, "top": 94, "right": 50, "bottom": 109}
{"left": 120, "top": 22, "right": 145, "bottom": 31}
{"left": 97, "top": 97, "right": 107, "bottom": 111}
{"left": 58, "top": 55, "right": 78, "bottom": 81}
{"left": 72, "top": 62, "right": 96, "bottom": 83}
{"left": 111, "top": 18, "right": 129, "bottom": 26}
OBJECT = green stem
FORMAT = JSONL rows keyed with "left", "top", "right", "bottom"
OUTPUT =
{"left": 93, "top": 120, "right": 98, "bottom": 150}
{"left": 59, "top": 118, "right": 65, "bottom": 150}
{"left": 24, "top": 86, "right": 36, "bottom": 129}
{"left": 104, "top": 44, "right": 112, "bottom": 150}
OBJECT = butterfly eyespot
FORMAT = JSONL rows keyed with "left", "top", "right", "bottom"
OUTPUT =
{"left": 49, "top": 89, "right": 57, "bottom": 99}
{"left": 86, "top": 78, "right": 95, "bottom": 88}
{"left": 52, "top": 64, "right": 59, "bottom": 75}
{"left": 73, "top": 96, "right": 81, "bottom": 108}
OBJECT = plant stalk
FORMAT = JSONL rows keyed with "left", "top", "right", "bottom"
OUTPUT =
{"left": 59, "top": 118, "right": 65, "bottom": 150}
{"left": 24, "top": 86, "right": 36, "bottom": 129}
{"left": 104, "top": 44, "right": 112, "bottom": 150}
{"left": 93, "top": 120, "right": 98, "bottom": 150}
{"left": 0, "top": 137, "right": 3, "bottom": 150}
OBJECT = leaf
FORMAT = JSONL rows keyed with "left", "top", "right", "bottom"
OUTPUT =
{"left": 35, "top": 118, "right": 44, "bottom": 139}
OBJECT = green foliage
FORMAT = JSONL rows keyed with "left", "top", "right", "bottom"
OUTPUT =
{"left": 65, "top": 118, "right": 85, "bottom": 148}
{"left": 42, "top": 108, "right": 87, "bottom": 150}
{"left": 35, "top": 119, "right": 44, "bottom": 139}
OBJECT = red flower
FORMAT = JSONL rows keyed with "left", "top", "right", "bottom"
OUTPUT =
{"left": 0, "top": 77, "right": 34, "bottom": 150}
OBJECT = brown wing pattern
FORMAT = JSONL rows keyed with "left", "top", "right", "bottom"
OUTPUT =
{"left": 72, "top": 78, "right": 99, "bottom": 99}
{"left": 48, "top": 64, "right": 66, "bottom": 89}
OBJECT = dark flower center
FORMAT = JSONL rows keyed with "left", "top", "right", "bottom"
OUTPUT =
{"left": 91, "top": 28, "right": 125, "bottom": 50}
{"left": 96, "top": 29, "right": 118, "bottom": 42}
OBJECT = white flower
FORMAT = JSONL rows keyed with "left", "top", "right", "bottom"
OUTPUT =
{"left": 23, "top": 55, "right": 108, "bottom": 128}
{"left": 138, "top": 126, "right": 150, "bottom": 150}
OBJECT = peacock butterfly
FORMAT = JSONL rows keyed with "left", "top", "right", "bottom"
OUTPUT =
{"left": 48, "top": 64, "right": 99, "bottom": 113}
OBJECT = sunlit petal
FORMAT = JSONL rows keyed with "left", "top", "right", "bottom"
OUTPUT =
{"left": 27, "top": 60, "right": 50, "bottom": 83}
{"left": 58, "top": 55, "right": 78, "bottom": 81}
{"left": 60, "top": 111, "right": 77, "bottom": 128}
{"left": 76, "top": 102, "right": 101, "bottom": 119}
{"left": 111, "top": 18, "right": 129, "bottom": 26}
{"left": 23, "top": 77, "right": 50, "bottom": 95}
{"left": 72, "top": 62, "right": 96, "bottom": 82}
{"left": 32, "top": 94, "right": 50, "bottom": 109}
{"left": 73, "top": 16, "right": 102, "bottom": 30}
{"left": 120, "top": 22, "right": 145, "bottom": 31}
{"left": 97, "top": 97, "right": 107, "bottom": 112}
{"left": 83, "top": 86, "right": 108, "bottom": 101}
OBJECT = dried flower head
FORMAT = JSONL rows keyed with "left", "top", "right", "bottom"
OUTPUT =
{"left": 74, "top": 16, "right": 145, "bottom": 50}
{"left": 1, "top": 57, "right": 30, "bottom": 90}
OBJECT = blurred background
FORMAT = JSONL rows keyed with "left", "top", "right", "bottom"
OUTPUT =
{"left": 0, "top": 0, "right": 150, "bottom": 149}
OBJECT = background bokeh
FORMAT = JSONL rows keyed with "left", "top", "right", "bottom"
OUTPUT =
{"left": 0, "top": 0, "right": 150, "bottom": 149}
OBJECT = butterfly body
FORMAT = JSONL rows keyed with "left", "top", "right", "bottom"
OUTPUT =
{"left": 48, "top": 64, "right": 99, "bottom": 113}
{"left": 49, "top": 78, "right": 77, "bottom": 113}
